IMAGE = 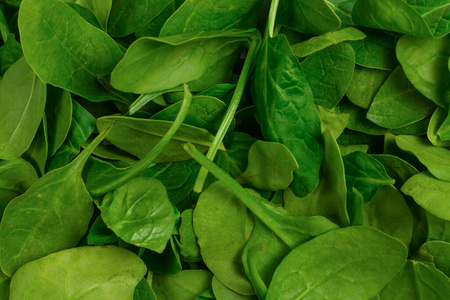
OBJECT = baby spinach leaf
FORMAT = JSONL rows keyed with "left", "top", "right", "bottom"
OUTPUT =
{"left": 429, "top": 107, "right": 450, "bottom": 146}
{"left": 134, "top": 278, "right": 157, "bottom": 300}
{"left": 252, "top": 33, "right": 324, "bottom": 197}
{"left": 45, "top": 86, "right": 73, "bottom": 157}
{"left": 427, "top": 212, "right": 450, "bottom": 243}
{"left": 346, "top": 66, "right": 391, "bottom": 109}
{"left": 266, "top": 226, "right": 408, "bottom": 300}
{"left": 0, "top": 158, "right": 38, "bottom": 217}
{"left": 107, "top": 0, "right": 170, "bottom": 37}
{"left": 98, "top": 176, "right": 175, "bottom": 253}
{"left": 21, "top": 116, "right": 48, "bottom": 177}
{"left": 0, "top": 270, "right": 10, "bottom": 298}
{"left": 19, "top": 0, "right": 126, "bottom": 102}
{"left": 277, "top": 0, "right": 341, "bottom": 35}
{"left": 396, "top": 35, "right": 450, "bottom": 108}
{"left": 193, "top": 181, "right": 255, "bottom": 295}
{"left": 0, "top": 56, "right": 46, "bottom": 160}
{"left": 0, "top": 33, "right": 22, "bottom": 75}
{"left": 415, "top": 241, "right": 450, "bottom": 277}
{"left": 291, "top": 27, "right": 365, "bottom": 58}
{"left": 135, "top": 0, "right": 183, "bottom": 38}
{"left": 0, "top": 124, "right": 113, "bottom": 275}
{"left": 9, "top": 246, "right": 146, "bottom": 299}
{"left": 159, "top": 0, "right": 262, "bottom": 36}
{"left": 97, "top": 116, "right": 225, "bottom": 163}
{"left": 71, "top": 0, "right": 112, "bottom": 30}
{"left": 212, "top": 276, "right": 257, "bottom": 300}
{"left": 87, "top": 215, "right": 118, "bottom": 246}
{"left": 364, "top": 185, "right": 413, "bottom": 247}
{"left": 315, "top": 105, "right": 349, "bottom": 138}
{"left": 367, "top": 66, "right": 436, "bottom": 129}
{"left": 437, "top": 108, "right": 450, "bottom": 140}
{"left": 343, "top": 151, "right": 395, "bottom": 203}
{"left": 391, "top": 116, "right": 431, "bottom": 136}
{"left": 377, "top": 260, "right": 450, "bottom": 299}
{"left": 236, "top": 141, "right": 298, "bottom": 191}
{"left": 396, "top": 135, "right": 450, "bottom": 182}
{"left": 152, "top": 270, "right": 213, "bottom": 300}
{"left": 66, "top": 2, "right": 104, "bottom": 30}
{"left": 301, "top": 42, "right": 355, "bottom": 108}
{"left": 325, "top": 0, "right": 357, "bottom": 27}
{"left": 175, "top": 209, "right": 201, "bottom": 263}
{"left": 401, "top": 171, "right": 450, "bottom": 222}
{"left": 111, "top": 30, "right": 253, "bottom": 94}
{"left": 141, "top": 236, "right": 182, "bottom": 275}
{"left": 284, "top": 130, "right": 350, "bottom": 227}
{"left": 348, "top": 28, "right": 398, "bottom": 71}
{"left": 371, "top": 154, "right": 419, "bottom": 189}
{"left": 352, "top": 0, "right": 449, "bottom": 38}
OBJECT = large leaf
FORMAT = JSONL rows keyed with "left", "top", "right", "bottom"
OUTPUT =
{"left": 252, "top": 34, "right": 324, "bottom": 197}
{"left": 9, "top": 246, "right": 146, "bottom": 299}
{"left": 19, "top": 0, "right": 126, "bottom": 102}
{"left": 266, "top": 226, "right": 408, "bottom": 299}
{"left": 0, "top": 57, "right": 46, "bottom": 160}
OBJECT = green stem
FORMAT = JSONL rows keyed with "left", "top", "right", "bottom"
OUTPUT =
{"left": 90, "top": 84, "right": 192, "bottom": 196}
{"left": 267, "top": 0, "right": 280, "bottom": 38}
{"left": 193, "top": 36, "right": 261, "bottom": 193}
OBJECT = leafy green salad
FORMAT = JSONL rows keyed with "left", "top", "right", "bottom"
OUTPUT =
{"left": 0, "top": 0, "right": 449, "bottom": 299}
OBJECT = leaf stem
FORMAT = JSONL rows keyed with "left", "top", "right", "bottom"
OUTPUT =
{"left": 267, "top": 0, "right": 280, "bottom": 38}
{"left": 90, "top": 84, "right": 192, "bottom": 196}
{"left": 193, "top": 35, "right": 261, "bottom": 193}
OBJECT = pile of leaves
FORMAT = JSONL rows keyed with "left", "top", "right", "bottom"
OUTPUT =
{"left": 0, "top": 0, "right": 449, "bottom": 298}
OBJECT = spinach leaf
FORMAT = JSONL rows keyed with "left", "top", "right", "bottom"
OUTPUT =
{"left": 9, "top": 246, "right": 146, "bottom": 299}
{"left": 266, "top": 226, "right": 408, "bottom": 299}
{"left": 98, "top": 176, "right": 175, "bottom": 253}
{"left": 0, "top": 33, "right": 22, "bottom": 75}
{"left": 0, "top": 56, "right": 46, "bottom": 160}
{"left": 252, "top": 33, "right": 324, "bottom": 197}
{"left": 212, "top": 276, "right": 257, "bottom": 300}
{"left": 175, "top": 209, "right": 201, "bottom": 263}
{"left": 71, "top": 0, "right": 112, "bottom": 30}
{"left": 437, "top": 108, "right": 450, "bottom": 141}
{"left": 21, "top": 116, "right": 48, "bottom": 177}
{"left": 428, "top": 107, "right": 450, "bottom": 146}
{"left": 19, "top": 0, "right": 126, "bottom": 102}
{"left": 315, "top": 105, "right": 349, "bottom": 138}
{"left": 0, "top": 124, "right": 114, "bottom": 275}
{"left": 152, "top": 270, "right": 213, "bottom": 300}
{"left": 415, "top": 241, "right": 450, "bottom": 277}
{"left": 159, "top": 0, "right": 262, "bottom": 36}
{"left": 396, "top": 35, "right": 450, "bottom": 108}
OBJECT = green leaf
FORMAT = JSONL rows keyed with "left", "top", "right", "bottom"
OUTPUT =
{"left": 0, "top": 126, "right": 112, "bottom": 275}
{"left": 140, "top": 236, "right": 182, "bottom": 275}
{"left": 236, "top": 141, "right": 299, "bottom": 191}
{"left": 266, "top": 226, "right": 408, "bottom": 299}
{"left": 437, "top": 108, "right": 450, "bottom": 140}
{"left": 396, "top": 35, "right": 450, "bottom": 108}
{"left": 428, "top": 107, "right": 450, "bottom": 146}
{"left": 111, "top": 30, "right": 253, "bottom": 94}
{"left": 343, "top": 151, "right": 395, "bottom": 202}
{"left": 277, "top": 0, "right": 341, "bottom": 35}
{"left": 371, "top": 154, "right": 419, "bottom": 189}
{"left": 391, "top": 115, "right": 431, "bottom": 136}
{"left": 97, "top": 116, "right": 225, "bottom": 163}
{"left": 175, "top": 209, "right": 201, "bottom": 263}
{"left": 396, "top": 135, "right": 450, "bottom": 182}
{"left": 291, "top": 27, "right": 365, "bottom": 57}
{"left": 315, "top": 105, "right": 349, "bottom": 138}
{"left": 9, "top": 246, "right": 146, "bottom": 299}
{"left": 22, "top": 115, "right": 48, "bottom": 177}
{"left": 0, "top": 158, "right": 38, "bottom": 217}
{"left": 301, "top": 42, "right": 355, "bottom": 109}
{"left": 0, "top": 33, "right": 23, "bottom": 75}
{"left": 193, "top": 182, "right": 255, "bottom": 295}
{"left": 402, "top": 171, "right": 450, "bottom": 222}
{"left": 159, "top": 0, "right": 262, "bottom": 36}
{"left": 134, "top": 278, "right": 157, "bottom": 300}
{"left": 364, "top": 185, "right": 413, "bottom": 246}
{"left": 0, "top": 57, "right": 46, "bottom": 160}
{"left": 346, "top": 66, "right": 391, "bottom": 109}
{"left": 19, "top": 0, "right": 126, "bottom": 102}
{"left": 427, "top": 212, "right": 450, "bottom": 243}
{"left": 284, "top": 130, "right": 350, "bottom": 227}
{"left": 107, "top": 0, "right": 170, "bottom": 37}
{"left": 212, "top": 276, "right": 257, "bottom": 300}
{"left": 252, "top": 34, "right": 324, "bottom": 197}
{"left": 87, "top": 215, "right": 118, "bottom": 246}
{"left": 152, "top": 270, "right": 213, "bottom": 300}
{"left": 377, "top": 260, "right": 450, "bottom": 299}
{"left": 98, "top": 177, "right": 175, "bottom": 253}
{"left": 367, "top": 66, "right": 436, "bottom": 129}
{"left": 352, "top": 0, "right": 449, "bottom": 38}
{"left": 415, "top": 241, "right": 450, "bottom": 277}
{"left": 72, "top": 0, "right": 112, "bottom": 30}
{"left": 348, "top": 28, "right": 398, "bottom": 71}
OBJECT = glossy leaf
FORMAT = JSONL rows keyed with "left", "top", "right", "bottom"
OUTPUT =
{"left": 396, "top": 135, "right": 450, "bottom": 182}
{"left": 0, "top": 56, "right": 46, "bottom": 160}
{"left": 160, "top": 0, "right": 262, "bottom": 36}
{"left": 19, "top": 0, "right": 126, "bottom": 102}
{"left": 402, "top": 171, "right": 450, "bottom": 222}
{"left": 291, "top": 27, "right": 365, "bottom": 58}
{"left": 252, "top": 33, "right": 324, "bottom": 197}
{"left": 277, "top": 0, "right": 341, "bottom": 35}
{"left": 266, "top": 226, "right": 408, "bottom": 300}
{"left": 301, "top": 42, "right": 355, "bottom": 109}
{"left": 97, "top": 116, "right": 225, "bottom": 163}
{"left": 437, "top": 108, "right": 450, "bottom": 140}
{"left": 73, "top": 0, "right": 112, "bottom": 30}
{"left": 367, "top": 66, "right": 436, "bottom": 129}
{"left": 152, "top": 270, "right": 213, "bottom": 300}
{"left": 343, "top": 151, "right": 395, "bottom": 202}
{"left": 236, "top": 141, "right": 298, "bottom": 191}
{"left": 9, "top": 246, "right": 146, "bottom": 299}
{"left": 0, "top": 126, "right": 112, "bottom": 275}
{"left": 428, "top": 107, "right": 450, "bottom": 146}
{"left": 98, "top": 176, "right": 176, "bottom": 253}
{"left": 111, "top": 30, "right": 253, "bottom": 94}
{"left": 396, "top": 35, "right": 450, "bottom": 108}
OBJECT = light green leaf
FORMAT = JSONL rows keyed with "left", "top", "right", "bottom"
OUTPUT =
{"left": 415, "top": 241, "right": 450, "bottom": 277}
{"left": 152, "top": 270, "right": 213, "bottom": 300}
{"left": 315, "top": 105, "right": 349, "bottom": 138}
{"left": 428, "top": 107, "right": 450, "bottom": 146}
{"left": 437, "top": 108, "right": 450, "bottom": 140}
